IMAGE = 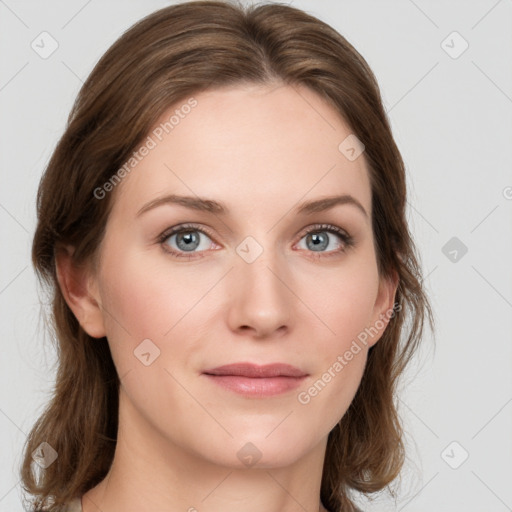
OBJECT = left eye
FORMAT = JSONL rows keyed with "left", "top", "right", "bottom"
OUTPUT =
{"left": 158, "top": 223, "right": 354, "bottom": 259}
{"left": 296, "top": 227, "right": 350, "bottom": 254}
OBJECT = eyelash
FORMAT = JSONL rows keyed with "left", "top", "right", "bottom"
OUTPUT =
{"left": 156, "top": 222, "right": 355, "bottom": 260}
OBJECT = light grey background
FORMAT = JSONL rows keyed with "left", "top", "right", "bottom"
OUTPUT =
{"left": 1, "top": 0, "right": 511, "bottom": 510}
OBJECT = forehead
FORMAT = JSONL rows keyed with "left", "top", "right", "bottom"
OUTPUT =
{"left": 111, "top": 83, "right": 372, "bottom": 222}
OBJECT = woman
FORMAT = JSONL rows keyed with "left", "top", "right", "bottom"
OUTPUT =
{"left": 20, "top": 1, "right": 434, "bottom": 511}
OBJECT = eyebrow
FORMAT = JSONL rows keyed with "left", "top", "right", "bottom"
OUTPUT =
{"left": 136, "top": 193, "right": 368, "bottom": 219}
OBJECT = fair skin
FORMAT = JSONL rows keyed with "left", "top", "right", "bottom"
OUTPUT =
{"left": 57, "top": 83, "right": 398, "bottom": 512}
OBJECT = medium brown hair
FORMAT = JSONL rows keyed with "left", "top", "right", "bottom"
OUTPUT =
{"left": 20, "top": 1, "right": 435, "bottom": 510}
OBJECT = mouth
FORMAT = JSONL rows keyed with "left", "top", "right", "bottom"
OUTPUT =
{"left": 202, "top": 362, "right": 308, "bottom": 397}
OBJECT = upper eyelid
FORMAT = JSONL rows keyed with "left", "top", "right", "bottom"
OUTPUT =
{"left": 159, "top": 222, "right": 350, "bottom": 244}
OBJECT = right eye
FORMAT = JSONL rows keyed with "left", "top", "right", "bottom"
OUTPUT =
{"left": 158, "top": 223, "right": 219, "bottom": 259}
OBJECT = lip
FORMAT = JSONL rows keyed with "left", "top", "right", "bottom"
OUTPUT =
{"left": 202, "top": 363, "right": 308, "bottom": 397}
{"left": 204, "top": 362, "right": 307, "bottom": 378}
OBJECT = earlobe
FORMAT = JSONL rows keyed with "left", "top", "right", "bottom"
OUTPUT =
{"left": 55, "top": 245, "right": 106, "bottom": 339}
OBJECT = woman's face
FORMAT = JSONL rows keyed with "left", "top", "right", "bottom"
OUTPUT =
{"left": 84, "top": 83, "right": 397, "bottom": 468}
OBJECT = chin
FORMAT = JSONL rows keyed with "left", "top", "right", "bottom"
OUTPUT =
{"left": 191, "top": 427, "right": 318, "bottom": 470}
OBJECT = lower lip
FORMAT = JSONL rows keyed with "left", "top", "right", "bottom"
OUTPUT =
{"left": 203, "top": 374, "right": 307, "bottom": 397}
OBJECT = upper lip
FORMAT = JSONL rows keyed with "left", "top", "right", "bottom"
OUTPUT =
{"left": 203, "top": 363, "right": 308, "bottom": 378}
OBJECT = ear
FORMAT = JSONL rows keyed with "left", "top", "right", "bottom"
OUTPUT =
{"left": 367, "top": 269, "right": 400, "bottom": 348}
{"left": 55, "top": 245, "right": 106, "bottom": 339}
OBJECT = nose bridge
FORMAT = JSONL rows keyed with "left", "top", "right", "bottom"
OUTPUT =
{"left": 227, "top": 233, "right": 292, "bottom": 336}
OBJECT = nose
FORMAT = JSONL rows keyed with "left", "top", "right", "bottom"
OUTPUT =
{"left": 226, "top": 246, "right": 292, "bottom": 339}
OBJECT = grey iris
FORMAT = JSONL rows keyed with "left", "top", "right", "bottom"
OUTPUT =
{"left": 176, "top": 231, "right": 200, "bottom": 251}
{"left": 307, "top": 232, "right": 328, "bottom": 251}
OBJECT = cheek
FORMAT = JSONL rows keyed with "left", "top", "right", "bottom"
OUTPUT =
{"left": 294, "top": 260, "right": 378, "bottom": 417}
{"left": 98, "top": 249, "right": 202, "bottom": 342}
{"left": 302, "top": 260, "right": 379, "bottom": 349}
{"left": 95, "top": 250, "right": 200, "bottom": 417}
{"left": 296, "top": 277, "right": 374, "bottom": 432}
